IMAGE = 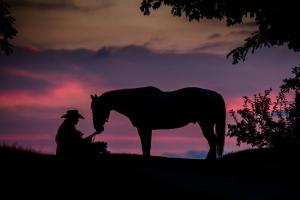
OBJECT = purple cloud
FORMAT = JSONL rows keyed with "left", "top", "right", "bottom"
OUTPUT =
{"left": 0, "top": 45, "right": 299, "bottom": 157}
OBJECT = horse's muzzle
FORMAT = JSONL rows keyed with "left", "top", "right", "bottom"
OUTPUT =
{"left": 94, "top": 125, "right": 104, "bottom": 134}
{"left": 95, "top": 126, "right": 104, "bottom": 134}
{"left": 93, "top": 120, "right": 104, "bottom": 133}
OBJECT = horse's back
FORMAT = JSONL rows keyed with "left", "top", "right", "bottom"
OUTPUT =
{"left": 131, "top": 86, "right": 162, "bottom": 96}
{"left": 146, "top": 87, "right": 225, "bottom": 126}
{"left": 106, "top": 86, "right": 161, "bottom": 97}
{"left": 107, "top": 86, "right": 222, "bottom": 100}
{"left": 165, "top": 87, "right": 224, "bottom": 107}
{"left": 113, "top": 86, "right": 224, "bottom": 109}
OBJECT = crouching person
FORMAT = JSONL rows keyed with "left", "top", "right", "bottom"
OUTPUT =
{"left": 55, "top": 109, "right": 108, "bottom": 159}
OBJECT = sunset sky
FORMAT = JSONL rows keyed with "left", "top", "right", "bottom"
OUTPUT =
{"left": 1, "top": 0, "right": 299, "bottom": 158}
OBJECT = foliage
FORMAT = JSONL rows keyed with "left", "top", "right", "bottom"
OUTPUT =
{"left": 227, "top": 66, "right": 300, "bottom": 149}
{"left": 140, "top": 0, "right": 300, "bottom": 64}
{"left": 0, "top": 0, "right": 17, "bottom": 55}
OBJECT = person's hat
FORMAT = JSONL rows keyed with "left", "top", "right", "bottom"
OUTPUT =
{"left": 61, "top": 110, "right": 85, "bottom": 119}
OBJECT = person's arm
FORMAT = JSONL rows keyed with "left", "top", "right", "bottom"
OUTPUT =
{"left": 84, "top": 132, "right": 101, "bottom": 142}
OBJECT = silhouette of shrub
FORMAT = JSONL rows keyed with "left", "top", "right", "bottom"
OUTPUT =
{"left": 0, "top": 0, "right": 17, "bottom": 55}
{"left": 227, "top": 66, "right": 300, "bottom": 150}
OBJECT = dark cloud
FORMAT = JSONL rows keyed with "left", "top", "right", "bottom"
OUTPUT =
{"left": 81, "top": 45, "right": 292, "bottom": 97}
{"left": 1, "top": 46, "right": 95, "bottom": 74}
{"left": 207, "top": 33, "right": 222, "bottom": 40}
{"left": 2, "top": 45, "right": 298, "bottom": 98}
{"left": 0, "top": 71, "right": 52, "bottom": 92}
{"left": 94, "top": 47, "right": 114, "bottom": 59}
{"left": 95, "top": 45, "right": 156, "bottom": 60}
{"left": 143, "top": 36, "right": 169, "bottom": 48}
{"left": 228, "top": 30, "right": 254, "bottom": 37}
{"left": 192, "top": 41, "right": 239, "bottom": 53}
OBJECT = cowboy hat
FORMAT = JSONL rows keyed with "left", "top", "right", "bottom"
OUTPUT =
{"left": 61, "top": 109, "right": 85, "bottom": 119}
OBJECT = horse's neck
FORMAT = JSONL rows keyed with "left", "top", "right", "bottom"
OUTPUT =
{"left": 103, "top": 91, "right": 130, "bottom": 116}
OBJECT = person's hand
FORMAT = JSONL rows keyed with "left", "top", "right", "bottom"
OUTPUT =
{"left": 93, "top": 131, "right": 101, "bottom": 135}
{"left": 93, "top": 127, "right": 104, "bottom": 135}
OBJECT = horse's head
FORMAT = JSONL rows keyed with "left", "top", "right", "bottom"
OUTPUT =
{"left": 91, "top": 94, "right": 110, "bottom": 134}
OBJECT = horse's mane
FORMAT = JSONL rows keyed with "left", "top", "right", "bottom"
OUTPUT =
{"left": 101, "top": 86, "right": 161, "bottom": 99}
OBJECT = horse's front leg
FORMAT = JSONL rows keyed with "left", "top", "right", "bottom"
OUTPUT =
{"left": 137, "top": 127, "right": 152, "bottom": 157}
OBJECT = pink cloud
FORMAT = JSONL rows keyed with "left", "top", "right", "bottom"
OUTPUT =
{"left": 0, "top": 68, "right": 252, "bottom": 156}
{"left": 225, "top": 96, "right": 244, "bottom": 111}
{"left": 0, "top": 81, "right": 88, "bottom": 108}
{"left": 225, "top": 88, "right": 294, "bottom": 111}
{"left": 0, "top": 68, "right": 112, "bottom": 110}
{"left": 98, "top": 133, "right": 207, "bottom": 143}
{"left": 0, "top": 133, "right": 52, "bottom": 141}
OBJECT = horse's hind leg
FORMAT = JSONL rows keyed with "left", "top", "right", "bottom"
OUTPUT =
{"left": 137, "top": 128, "right": 152, "bottom": 157}
{"left": 198, "top": 122, "right": 217, "bottom": 160}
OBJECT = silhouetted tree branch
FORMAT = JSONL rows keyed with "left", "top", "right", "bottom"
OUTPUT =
{"left": 140, "top": 0, "right": 300, "bottom": 64}
{"left": 0, "top": 0, "right": 17, "bottom": 55}
{"left": 228, "top": 66, "right": 300, "bottom": 149}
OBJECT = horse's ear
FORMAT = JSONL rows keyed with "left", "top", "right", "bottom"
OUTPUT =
{"left": 91, "top": 94, "right": 100, "bottom": 100}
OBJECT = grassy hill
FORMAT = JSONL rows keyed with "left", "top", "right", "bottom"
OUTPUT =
{"left": 1, "top": 145, "right": 299, "bottom": 199}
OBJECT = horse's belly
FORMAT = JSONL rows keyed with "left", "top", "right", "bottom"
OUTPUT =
{"left": 131, "top": 106, "right": 197, "bottom": 129}
{"left": 150, "top": 117, "right": 191, "bottom": 130}
{"left": 151, "top": 123, "right": 189, "bottom": 130}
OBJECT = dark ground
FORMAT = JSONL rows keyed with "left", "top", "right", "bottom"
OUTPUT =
{"left": 1, "top": 146, "right": 299, "bottom": 199}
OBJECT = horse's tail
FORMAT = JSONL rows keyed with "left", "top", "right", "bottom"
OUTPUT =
{"left": 216, "top": 98, "right": 226, "bottom": 158}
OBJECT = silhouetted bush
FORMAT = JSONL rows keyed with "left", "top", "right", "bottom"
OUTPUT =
{"left": 0, "top": 0, "right": 17, "bottom": 55}
{"left": 227, "top": 66, "right": 300, "bottom": 150}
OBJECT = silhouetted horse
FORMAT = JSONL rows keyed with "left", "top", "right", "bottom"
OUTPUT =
{"left": 91, "top": 86, "right": 226, "bottom": 159}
